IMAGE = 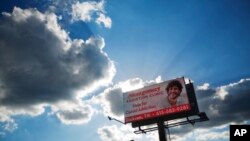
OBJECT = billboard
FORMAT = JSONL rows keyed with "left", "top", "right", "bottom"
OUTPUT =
{"left": 123, "top": 77, "right": 197, "bottom": 125}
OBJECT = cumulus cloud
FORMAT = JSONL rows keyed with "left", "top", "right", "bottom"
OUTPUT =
{"left": 0, "top": 120, "right": 17, "bottom": 138}
{"left": 197, "top": 83, "right": 210, "bottom": 90}
{"left": 96, "top": 13, "right": 112, "bottom": 28}
{"left": 165, "top": 78, "right": 250, "bottom": 138}
{"left": 95, "top": 78, "right": 250, "bottom": 141}
{"left": 91, "top": 76, "right": 162, "bottom": 120}
{"left": 31, "top": 0, "right": 112, "bottom": 29}
{"left": 2, "top": 121, "right": 18, "bottom": 132}
{"left": 71, "top": 0, "right": 112, "bottom": 28}
{"left": 196, "top": 78, "right": 250, "bottom": 127}
{"left": 195, "top": 130, "right": 228, "bottom": 141}
{"left": 55, "top": 104, "right": 93, "bottom": 125}
{"left": 97, "top": 125, "right": 143, "bottom": 141}
{"left": 0, "top": 6, "right": 115, "bottom": 128}
{"left": 97, "top": 124, "right": 163, "bottom": 141}
{"left": 168, "top": 127, "right": 229, "bottom": 141}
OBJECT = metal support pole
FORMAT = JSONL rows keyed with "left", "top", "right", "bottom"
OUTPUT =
{"left": 157, "top": 121, "right": 167, "bottom": 141}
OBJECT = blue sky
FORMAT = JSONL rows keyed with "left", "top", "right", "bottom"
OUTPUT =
{"left": 0, "top": 0, "right": 250, "bottom": 141}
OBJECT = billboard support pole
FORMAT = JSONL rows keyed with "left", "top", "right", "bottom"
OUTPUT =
{"left": 157, "top": 121, "right": 167, "bottom": 141}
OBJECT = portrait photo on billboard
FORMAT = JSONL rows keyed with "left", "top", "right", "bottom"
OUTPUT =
{"left": 123, "top": 77, "right": 191, "bottom": 124}
{"left": 158, "top": 78, "right": 189, "bottom": 108}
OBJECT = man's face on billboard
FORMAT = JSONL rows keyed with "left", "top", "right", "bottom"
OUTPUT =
{"left": 167, "top": 86, "right": 181, "bottom": 99}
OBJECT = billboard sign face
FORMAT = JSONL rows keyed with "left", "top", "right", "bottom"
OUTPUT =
{"left": 123, "top": 77, "right": 191, "bottom": 124}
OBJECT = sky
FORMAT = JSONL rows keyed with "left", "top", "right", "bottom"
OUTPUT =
{"left": 0, "top": 0, "right": 250, "bottom": 141}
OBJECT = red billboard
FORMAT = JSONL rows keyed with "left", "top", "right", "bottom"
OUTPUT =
{"left": 123, "top": 77, "right": 192, "bottom": 124}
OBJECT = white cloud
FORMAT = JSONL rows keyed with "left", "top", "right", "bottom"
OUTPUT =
{"left": 167, "top": 77, "right": 250, "bottom": 136}
{"left": 50, "top": 100, "right": 94, "bottom": 125}
{"left": 166, "top": 127, "right": 229, "bottom": 141}
{"left": 196, "top": 130, "right": 228, "bottom": 141}
{"left": 96, "top": 77, "right": 250, "bottom": 141}
{"left": 0, "top": 6, "right": 115, "bottom": 132}
{"left": 71, "top": 0, "right": 112, "bottom": 28}
{"left": 216, "top": 86, "right": 229, "bottom": 100}
{"left": 56, "top": 106, "right": 93, "bottom": 125}
{"left": 97, "top": 124, "right": 176, "bottom": 141}
{"left": 90, "top": 76, "right": 163, "bottom": 128}
{"left": 197, "top": 83, "right": 210, "bottom": 90}
{"left": 31, "top": 0, "right": 112, "bottom": 29}
{"left": 216, "top": 78, "right": 250, "bottom": 100}
{"left": 96, "top": 13, "right": 112, "bottom": 29}
{"left": 0, "top": 120, "right": 17, "bottom": 138}
{"left": 0, "top": 104, "right": 47, "bottom": 123}
{"left": 86, "top": 35, "right": 105, "bottom": 49}
{"left": 0, "top": 108, "right": 13, "bottom": 123}
{"left": 97, "top": 125, "right": 142, "bottom": 141}
{"left": 3, "top": 121, "right": 18, "bottom": 132}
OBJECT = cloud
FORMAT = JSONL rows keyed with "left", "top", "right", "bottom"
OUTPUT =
{"left": 97, "top": 125, "right": 142, "bottom": 141}
{"left": 195, "top": 130, "right": 228, "bottom": 141}
{"left": 0, "top": 121, "right": 17, "bottom": 138}
{"left": 55, "top": 103, "right": 93, "bottom": 125}
{"left": 165, "top": 78, "right": 250, "bottom": 138}
{"left": 91, "top": 76, "right": 162, "bottom": 120}
{"left": 71, "top": 0, "right": 112, "bottom": 28}
{"left": 197, "top": 83, "right": 210, "bottom": 90}
{"left": 30, "top": 0, "right": 112, "bottom": 29}
{"left": 196, "top": 78, "right": 250, "bottom": 127}
{"left": 0, "top": 6, "right": 115, "bottom": 128}
{"left": 95, "top": 77, "right": 250, "bottom": 141}
{"left": 168, "top": 127, "right": 229, "bottom": 141}
{"left": 97, "top": 125, "right": 229, "bottom": 141}
{"left": 97, "top": 124, "right": 164, "bottom": 141}
{"left": 96, "top": 13, "right": 112, "bottom": 29}
{"left": 2, "top": 121, "right": 18, "bottom": 132}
